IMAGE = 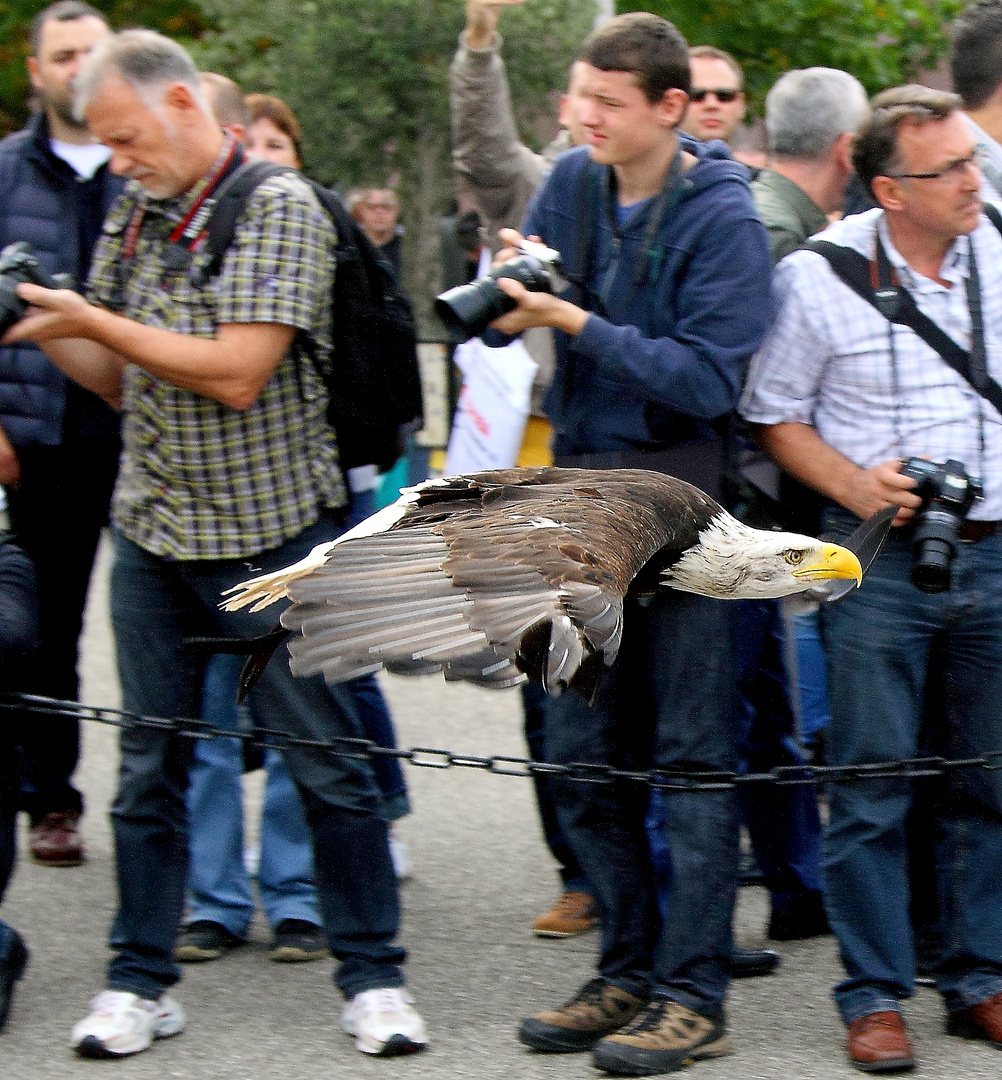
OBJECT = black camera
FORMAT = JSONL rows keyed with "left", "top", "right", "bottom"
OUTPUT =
{"left": 900, "top": 457, "right": 983, "bottom": 593}
{"left": 0, "top": 242, "right": 74, "bottom": 338}
{"left": 435, "top": 239, "right": 563, "bottom": 342}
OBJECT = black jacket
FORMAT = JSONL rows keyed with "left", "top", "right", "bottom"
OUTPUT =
{"left": 0, "top": 112, "right": 123, "bottom": 447}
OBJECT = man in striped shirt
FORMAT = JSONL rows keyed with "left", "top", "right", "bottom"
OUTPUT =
{"left": 742, "top": 85, "right": 1002, "bottom": 1073}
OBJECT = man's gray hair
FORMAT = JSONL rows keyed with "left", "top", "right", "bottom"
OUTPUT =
{"left": 765, "top": 68, "right": 869, "bottom": 160}
{"left": 73, "top": 28, "right": 208, "bottom": 120}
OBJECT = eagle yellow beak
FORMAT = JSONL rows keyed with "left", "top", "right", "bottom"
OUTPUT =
{"left": 792, "top": 542, "right": 863, "bottom": 586}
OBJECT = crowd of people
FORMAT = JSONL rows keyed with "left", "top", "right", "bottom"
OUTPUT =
{"left": 0, "top": 0, "right": 1001, "bottom": 1075}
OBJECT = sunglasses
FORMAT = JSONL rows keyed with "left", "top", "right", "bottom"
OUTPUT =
{"left": 690, "top": 88, "right": 740, "bottom": 104}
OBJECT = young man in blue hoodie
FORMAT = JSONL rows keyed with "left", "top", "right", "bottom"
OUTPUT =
{"left": 490, "top": 13, "right": 773, "bottom": 1077}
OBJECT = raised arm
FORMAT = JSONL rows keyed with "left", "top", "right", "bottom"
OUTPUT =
{"left": 450, "top": 0, "right": 548, "bottom": 230}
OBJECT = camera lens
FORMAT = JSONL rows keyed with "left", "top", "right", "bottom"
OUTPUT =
{"left": 435, "top": 254, "right": 553, "bottom": 342}
{"left": 910, "top": 508, "right": 959, "bottom": 594}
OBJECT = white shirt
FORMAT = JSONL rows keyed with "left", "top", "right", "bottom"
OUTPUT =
{"left": 49, "top": 138, "right": 110, "bottom": 180}
{"left": 740, "top": 207, "right": 1002, "bottom": 519}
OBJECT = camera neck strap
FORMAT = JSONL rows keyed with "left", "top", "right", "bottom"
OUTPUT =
{"left": 120, "top": 134, "right": 244, "bottom": 272}
{"left": 567, "top": 144, "right": 687, "bottom": 317}
{"left": 804, "top": 215, "right": 1002, "bottom": 419}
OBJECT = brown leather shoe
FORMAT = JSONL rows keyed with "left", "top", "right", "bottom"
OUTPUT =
{"left": 29, "top": 811, "right": 84, "bottom": 866}
{"left": 947, "top": 991, "right": 1002, "bottom": 1047}
{"left": 531, "top": 891, "right": 599, "bottom": 938}
{"left": 847, "top": 1011, "right": 915, "bottom": 1073}
{"left": 518, "top": 977, "right": 646, "bottom": 1052}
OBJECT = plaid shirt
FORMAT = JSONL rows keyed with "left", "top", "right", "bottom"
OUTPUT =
{"left": 740, "top": 208, "right": 1002, "bottom": 519}
{"left": 88, "top": 149, "right": 346, "bottom": 560}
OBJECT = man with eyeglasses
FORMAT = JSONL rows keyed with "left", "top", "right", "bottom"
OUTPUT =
{"left": 742, "top": 85, "right": 1002, "bottom": 1072}
{"left": 681, "top": 46, "right": 746, "bottom": 146}
{"left": 348, "top": 187, "right": 404, "bottom": 275}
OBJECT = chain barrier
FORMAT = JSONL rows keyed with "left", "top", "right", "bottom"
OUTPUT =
{"left": 4, "top": 692, "right": 1002, "bottom": 792}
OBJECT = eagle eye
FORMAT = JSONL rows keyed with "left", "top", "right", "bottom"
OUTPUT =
{"left": 783, "top": 549, "right": 805, "bottom": 565}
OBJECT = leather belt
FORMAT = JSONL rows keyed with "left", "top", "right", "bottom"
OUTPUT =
{"left": 958, "top": 519, "right": 1001, "bottom": 542}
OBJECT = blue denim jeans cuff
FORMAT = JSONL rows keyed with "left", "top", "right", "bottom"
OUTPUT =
{"left": 836, "top": 991, "right": 904, "bottom": 1026}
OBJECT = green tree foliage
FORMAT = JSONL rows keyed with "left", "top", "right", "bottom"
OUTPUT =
{"left": 619, "top": 0, "right": 964, "bottom": 108}
{"left": 193, "top": 0, "right": 593, "bottom": 188}
{"left": 193, "top": 0, "right": 595, "bottom": 330}
{"left": 0, "top": 0, "right": 209, "bottom": 134}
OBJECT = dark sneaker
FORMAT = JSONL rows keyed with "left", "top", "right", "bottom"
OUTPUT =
{"left": 173, "top": 921, "right": 246, "bottom": 963}
{"left": 269, "top": 920, "right": 327, "bottom": 963}
{"left": 727, "top": 947, "right": 781, "bottom": 979}
{"left": 592, "top": 999, "right": 732, "bottom": 1075}
{"left": 519, "top": 978, "right": 647, "bottom": 1052}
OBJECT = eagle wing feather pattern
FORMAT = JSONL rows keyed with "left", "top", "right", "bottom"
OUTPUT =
{"left": 276, "top": 469, "right": 721, "bottom": 696}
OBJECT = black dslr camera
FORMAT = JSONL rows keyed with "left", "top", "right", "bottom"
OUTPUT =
{"left": 900, "top": 457, "right": 983, "bottom": 594}
{"left": 0, "top": 242, "right": 74, "bottom": 337}
{"left": 435, "top": 238, "right": 563, "bottom": 342}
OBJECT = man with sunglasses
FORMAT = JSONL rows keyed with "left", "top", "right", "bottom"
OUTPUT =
{"left": 681, "top": 46, "right": 746, "bottom": 145}
{"left": 742, "top": 85, "right": 1002, "bottom": 1072}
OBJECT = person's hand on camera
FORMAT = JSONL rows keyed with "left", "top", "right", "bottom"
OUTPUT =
{"left": 841, "top": 458, "right": 922, "bottom": 526}
{"left": 0, "top": 283, "right": 94, "bottom": 345}
{"left": 493, "top": 227, "right": 535, "bottom": 267}
{"left": 489, "top": 228, "right": 587, "bottom": 335}
{"left": 464, "top": 0, "right": 524, "bottom": 50}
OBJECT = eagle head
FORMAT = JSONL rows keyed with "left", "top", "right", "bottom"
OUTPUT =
{"left": 661, "top": 511, "right": 863, "bottom": 600}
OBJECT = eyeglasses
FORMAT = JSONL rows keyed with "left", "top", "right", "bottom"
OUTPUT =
{"left": 689, "top": 87, "right": 740, "bottom": 104}
{"left": 886, "top": 149, "right": 985, "bottom": 183}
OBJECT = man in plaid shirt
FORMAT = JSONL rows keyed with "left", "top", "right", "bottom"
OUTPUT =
{"left": 3, "top": 29, "right": 427, "bottom": 1060}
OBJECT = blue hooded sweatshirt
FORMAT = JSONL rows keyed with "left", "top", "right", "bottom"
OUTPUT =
{"left": 519, "top": 140, "right": 773, "bottom": 455}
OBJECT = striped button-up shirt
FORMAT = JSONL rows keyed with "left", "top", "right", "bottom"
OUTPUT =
{"left": 88, "top": 157, "right": 346, "bottom": 560}
{"left": 740, "top": 207, "right": 1002, "bottom": 519}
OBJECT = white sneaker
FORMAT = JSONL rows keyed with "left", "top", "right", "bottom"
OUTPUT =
{"left": 341, "top": 987, "right": 427, "bottom": 1055}
{"left": 71, "top": 990, "right": 185, "bottom": 1057}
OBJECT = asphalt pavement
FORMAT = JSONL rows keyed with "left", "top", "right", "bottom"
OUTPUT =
{"left": 0, "top": 535, "right": 997, "bottom": 1079}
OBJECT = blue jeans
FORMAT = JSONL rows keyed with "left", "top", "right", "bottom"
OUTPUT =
{"left": 107, "top": 516, "right": 406, "bottom": 1001}
{"left": 521, "top": 680, "right": 590, "bottom": 894}
{"left": 186, "top": 655, "right": 321, "bottom": 935}
{"left": 820, "top": 514, "right": 1002, "bottom": 1022}
{"left": 733, "top": 599, "right": 823, "bottom": 907}
{"left": 544, "top": 591, "right": 739, "bottom": 1018}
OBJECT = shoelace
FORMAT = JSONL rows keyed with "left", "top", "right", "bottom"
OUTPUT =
{"left": 624, "top": 1001, "right": 693, "bottom": 1036}
{"left": 564, "top": 978, "right": 609, "bottom": 1009}
{"left": 356, "top": 988, "right": 409, "bottom": 1016}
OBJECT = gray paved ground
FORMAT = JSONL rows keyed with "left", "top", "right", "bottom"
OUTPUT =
{"left": 0, "top": 536, "right": 996, "bottom": 1078}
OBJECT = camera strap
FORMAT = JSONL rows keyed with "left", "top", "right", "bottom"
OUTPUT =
{"left": 119, "top": 134, "right": 244, "bottom": 273}
{"left": 804, "top": 212, "right": 1002, "bottom": 418}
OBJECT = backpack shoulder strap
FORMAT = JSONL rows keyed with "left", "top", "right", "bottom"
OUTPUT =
{"left": 193, "top": 159, "right": 294, "bottom": 285}
{"left": 983, "top": 200, "right": 1002, "bottom": 240}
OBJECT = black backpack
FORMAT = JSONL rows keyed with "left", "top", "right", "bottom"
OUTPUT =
{"left": 196, "top": 160, "right": 423, "bottom": 472}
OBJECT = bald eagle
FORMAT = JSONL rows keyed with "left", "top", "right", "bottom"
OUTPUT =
{"left": 220, "top": 468, "right": 880, "bottom": 703}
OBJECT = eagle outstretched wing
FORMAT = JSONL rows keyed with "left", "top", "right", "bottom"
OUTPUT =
{"left": 229, "top": 468, "right": 721, "bottom": 700}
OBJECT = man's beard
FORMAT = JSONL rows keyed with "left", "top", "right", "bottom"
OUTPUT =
{"left": 40, "top": 87, "right": 88, "bottom": 134}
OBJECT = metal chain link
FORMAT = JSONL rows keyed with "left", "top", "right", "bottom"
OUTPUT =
{"left": 5, "top": 692, "right": 1002, "bottom": 791}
